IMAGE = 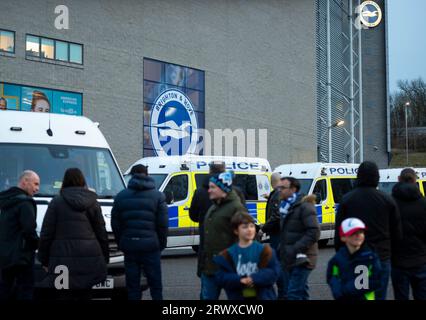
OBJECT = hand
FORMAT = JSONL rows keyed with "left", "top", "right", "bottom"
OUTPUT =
{"left": 240, "top": 277, "right": 254, "bottom": 287}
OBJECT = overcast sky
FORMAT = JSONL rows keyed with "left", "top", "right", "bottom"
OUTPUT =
{"left": 387, "top": 0, "right": 426, "bottom": 94}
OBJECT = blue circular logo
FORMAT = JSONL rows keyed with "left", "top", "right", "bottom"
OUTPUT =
{"left": 150, "top": 89, "right": 198, "bottom": 156}
{"left": 359, "top": 1, "right": 382, "bottom": 28}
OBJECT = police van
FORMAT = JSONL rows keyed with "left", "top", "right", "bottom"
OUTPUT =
{"left": 379, "top": 168, "right": 426, "bottom": 196}
{"left": 124, "top": 156, "right": 272, "bottom": 249}
{"left": 274, "top": 163, "right": 359, "bottom": 244}
{"left": 0, "top": 110, "right": 128, "bottom": 298}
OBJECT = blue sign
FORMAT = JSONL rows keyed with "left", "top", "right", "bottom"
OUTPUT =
{"left": 150, "top": 89, "right": 198, "bottom": 156}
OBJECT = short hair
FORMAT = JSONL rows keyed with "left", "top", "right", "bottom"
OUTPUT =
{"left": 281, "top": 176, "right": 301, "bottom": 192}
{"left": 130, "top": 164, "right": 148, "bottom": 176}
{"left": 19, "top": 170, "right": 37, "bottom": 183}
{"left": 399, "top": 168, "right": 417, "bottom": 184}
{"left": 209, "top": 161, "right": 226, "bottom": 174}
{"left": 231, "top": 211, "right": 255, "bottom": 230}
{"left": 61, "top": 168, "right": 87, "bottom": 190}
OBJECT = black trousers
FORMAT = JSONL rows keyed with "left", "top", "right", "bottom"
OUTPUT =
{"left": 0, "top": 262, "right": 35, "bottom": 300}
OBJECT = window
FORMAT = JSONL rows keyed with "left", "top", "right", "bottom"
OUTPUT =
{"left": 330, "top": 178, "right": 357, "bottom": 203}
{"left": 195, "top": 174, "right": 209, "bottom": 189}
{"left": 26, "top": 35, "right": 83, "bottom": 64}
{"left": 163, "top": 174, "right": 189, "bottom": 203}
{"left": 299, "top": 179, "right": 313, "bottom": 195}
{"left": 234, "top": 174, "right": 258, "bottom": 201}
{"left": 70, "top": 43, "right": 83, "bottom": 64}
{"left": 423, "top": 182, "right": 426, "bottom": 194}
{"left": 26, "top": 35, "right": 40, "bottom": 57}
{"left": 41, "top": 38, "right": 54, "bottom": 59}
{"left": 312, "top": 179, "right": 327, "bottom": 204}
{"left": 0, "top": 30, "right": 15, "bottom": 53}
{"left": 378, "top": 182, "right": 396, "bottom": 194}
{"left": 55, "top": 41, "right": 69, "bottom": 61}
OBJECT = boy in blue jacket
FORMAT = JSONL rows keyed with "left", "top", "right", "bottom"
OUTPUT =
{"left": 327, "top": 218, "right": 382, "bottom": 300}
{"left": 213, "top": 211, "right": 280, "bottom": 300}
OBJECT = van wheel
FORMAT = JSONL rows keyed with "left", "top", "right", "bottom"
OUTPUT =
{"left": 318, "top": 239, "right": 329, "bottom": 248}
{"left": 192, "top": 245, "right": 199, "bottom": 253}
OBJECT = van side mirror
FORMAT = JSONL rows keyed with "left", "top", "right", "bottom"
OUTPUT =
{"left": 164, "top": 191, "right": 174, "bottom": 205}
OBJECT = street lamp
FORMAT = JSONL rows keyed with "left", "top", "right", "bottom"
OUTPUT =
{"left": 405, "top": 101, "right": 410, "bottom": 165}
{"left": 329, "top": 120, "right": 345, "bottom": 129}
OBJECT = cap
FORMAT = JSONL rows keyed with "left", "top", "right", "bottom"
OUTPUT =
{"left": 339, "top": 218, "right": 367, "bottom": 237}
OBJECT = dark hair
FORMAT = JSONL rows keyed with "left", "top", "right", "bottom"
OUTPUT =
{"left": 357, "top": 161, "right": 379, "bottom": 187}
{"left": 399, "top": 168, "right": 417, "bottom": 184}
{"left": 130, "top": 164, "right": 148, "bottom": 176}
{"left": 61, "top": 168, "right": 86, "bottom": 190}
{"left": 209, "top": 161, "right": 226, "bottom": 174}
{"left": 231, "top": 211, "right": 255, "bottom": 230}
{"left": 281, "top": 176, "right": 301, "bottom": 192}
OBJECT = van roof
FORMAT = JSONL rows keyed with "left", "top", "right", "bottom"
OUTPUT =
{"left": 0, "top": 110, "right": 109, "bottom": 148}
{"left": 125, "top": 155, "right": 272, "bottom": 175}
{"left": 380, "top": 167, "right": 426, "bottom": 182}
{"left": 274, "top": 162, "right": 360, "bottom": 178}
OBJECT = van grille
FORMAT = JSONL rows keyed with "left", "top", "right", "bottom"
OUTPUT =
{"left": 108, "top": 233, "right": 123, "bottom": 258}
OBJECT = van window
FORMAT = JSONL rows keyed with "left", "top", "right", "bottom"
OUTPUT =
{"left": 299, "top": 179, "right": 313, "bottom": 195}
{"left": 312, "top": 179, "right": 327, "bottom": 204}
{"left": 423, "top": 182, "right": 426, "bottom": 194}
{"left": 378, "top": 182, "right": 396, "bottom": 194}
{"left": 330, "top": 178, "right": 357, "bottom": 203}
{"left": 234, "top": 174, "right": 258, "bottom": 201}
{"left": 163, "top": 174, "right": 188, "bottom": 203}
{"left": 195, "top": 174, "right": 209, "bottom": 189}
{"left": 0, "top": 143, "right": 124, "bottom": 198}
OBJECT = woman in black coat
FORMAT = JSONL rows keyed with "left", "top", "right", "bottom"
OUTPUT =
{"left": 38, "top": 168, "right": 109, "bottom": 300}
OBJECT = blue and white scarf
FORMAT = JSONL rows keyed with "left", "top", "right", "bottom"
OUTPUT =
{"left": 279, "top": 192, "right": 299, "bottom": 220}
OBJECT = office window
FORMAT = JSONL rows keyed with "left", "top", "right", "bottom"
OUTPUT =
{"left": 70, "top": 43, "right": 82, "bottom": 64}
{"left": 0, "top": 30, "right": 15, "bottom": 53}
{"left": 55, "top": 41, "right": 68, "bottom": 61}
{"left": 41, "top": 38, "right": 54, "bottom": 59}
{"left": 26, "top": 35, "right": 83, "bottom": 65}
{"left": 26, "top": 35, "right": 40, "bottom": 57}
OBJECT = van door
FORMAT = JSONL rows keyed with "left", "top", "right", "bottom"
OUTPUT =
{"left": 312, "top": 178, "right": 333, "bottom": 239}
{"left": 162, "top": 172, "right": 193, "bottom": 247}
{"left": 329, "top": 177, "right": 357, "bottom": 231}
{"left": 233, "top": 173, "right": 264, "bottom": 224}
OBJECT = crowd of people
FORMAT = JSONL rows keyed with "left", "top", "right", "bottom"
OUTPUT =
{"left": 0, "top": 160, "right": 426, "bottom": 301}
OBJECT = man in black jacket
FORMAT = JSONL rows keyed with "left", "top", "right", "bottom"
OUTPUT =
{"left": 0, "top": 170, "right": 40, "bottom": 300}
{"left": 334, "top": 161, "right": 402, "bottom": 300}
{"left": 279, "top": 177, "right": 320, "bottom": 300}
{"left": 391, "top": 168, "right": 426, "bottom": 300}
{"left": 112, "top": 164, "right": 168, "bottom": 300}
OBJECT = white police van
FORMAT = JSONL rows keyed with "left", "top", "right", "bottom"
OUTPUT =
{"left": 379, "top": 168, "right": 426, "bottom": 196}
{"left": 274, "top": 163, "right": 359, "bottom": 245}
{"left": 0, "top": 110, "right": 128, "bottom": 298}
{"left": 124, "top": 156, "right": 272, "bottom": 249}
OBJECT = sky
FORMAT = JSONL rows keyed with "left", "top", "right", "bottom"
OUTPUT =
{"left": 387, "top": 0, "right": 426, "bottom": 94}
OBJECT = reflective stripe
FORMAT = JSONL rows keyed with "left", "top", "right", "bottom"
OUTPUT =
{"left": 332, "top": 265, "right": 339, "bottom": 277}
{"left": 364, "top": 291, "right": 375, "bottom": 300}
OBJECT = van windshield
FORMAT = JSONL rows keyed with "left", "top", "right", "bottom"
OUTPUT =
{"left": 0, "top": 143, "right": 125, "bottom": 198}
{"left": 299, "top": 179, "right": 313, "bottom": 195}
{"left": 124, "top": 173, "right": 167, "bottom": 190}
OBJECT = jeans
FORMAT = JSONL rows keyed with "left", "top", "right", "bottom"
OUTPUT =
{"left": 0, "top": 259, "right": 35, "bottom": 301}
{"left": 124, "top": 251, "right": 163, "bottom": 300}
{"left": 391, "top": 264, "right": 426, "bottom": 300}
{"left": 376, "top": 260, "right": 391, "bottom": 300}
{"left": 200, "top": 273, "right": 221, "bottom": 300}
{"left": 269, "top": 234, "right": 285, "bottom": 299}
{"left": 282, "top": 266, "right": 312, "bottom": 300}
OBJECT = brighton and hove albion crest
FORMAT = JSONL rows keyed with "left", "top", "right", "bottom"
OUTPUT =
{"left": 359, "top": 1, "right": 382, "bottom": 28}
{"left": 150, "top": 89, "right": 198, "bottom": 156}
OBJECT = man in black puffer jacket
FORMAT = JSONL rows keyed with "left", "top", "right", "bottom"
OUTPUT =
{"left": 112, "top": 164, "right": 168, "bottom": 300}
{"left": 0, "top": 171, "right": 40, "bottom": 300}
{"left": 391, "top": 168, "right": 426, "bottom": 300}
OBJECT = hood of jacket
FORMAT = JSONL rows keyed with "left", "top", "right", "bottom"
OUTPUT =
{"left": 0, "top": 187, "right": 32, "bottom": 210}
{"left": 392, "top": 182, "right": 422, "bottom": 202}
{"left": 128, "top": 174, "right": 156, "bottom": 191}
{"left": 61, "top": 187, "right": 98, "bottom": 211}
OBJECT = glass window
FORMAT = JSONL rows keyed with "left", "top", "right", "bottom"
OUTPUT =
{"left": 165, "top": 64, "right": 186, "bottom": 87}
{"left": 0, "top": 144, "right": 125, "bottom": 197}
{"left": 330, "top": 178, "right": 357, "bottom": 203}
{"left": 186, "top": 89, "right": 204, "bottom": 112}
{"left": 195, "top": 174, "right": 209, "bottom": 189}
{"left": 187, "top": 69, "right": 204, "bottom": 90}
{"left": 26, "top": 35, "right": 40, "bottom": 57}
{"left": 41, "top": 38, "right": 54, "bottom": 59}
{"left": 234, "top": 174, "right": 258, "bottom": 201}
{"left": 298, "top": 179, "right": 313, "bottom": 195}
{"left": 163, "top": 174, "right": 189, "bottom": 202}
{"left": 312, "top": 179, "right": 327, "bottom": 204}
{"left": 423, "top": 182, "right": 426, "bottom": 195}
{"left": 0, "top": 30, "right": 15, "bottom": 53}
{"left": 69, "top": 43, "right": 82, "bottom": 64}
{"left": 144, "top": 59, "right": 163, "bottom": 82}
{"left": 378, "top": 182, "right": 397, "bottom": 194}
{"left": 55, "top": 41, "right": 69, "bottom": 61}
